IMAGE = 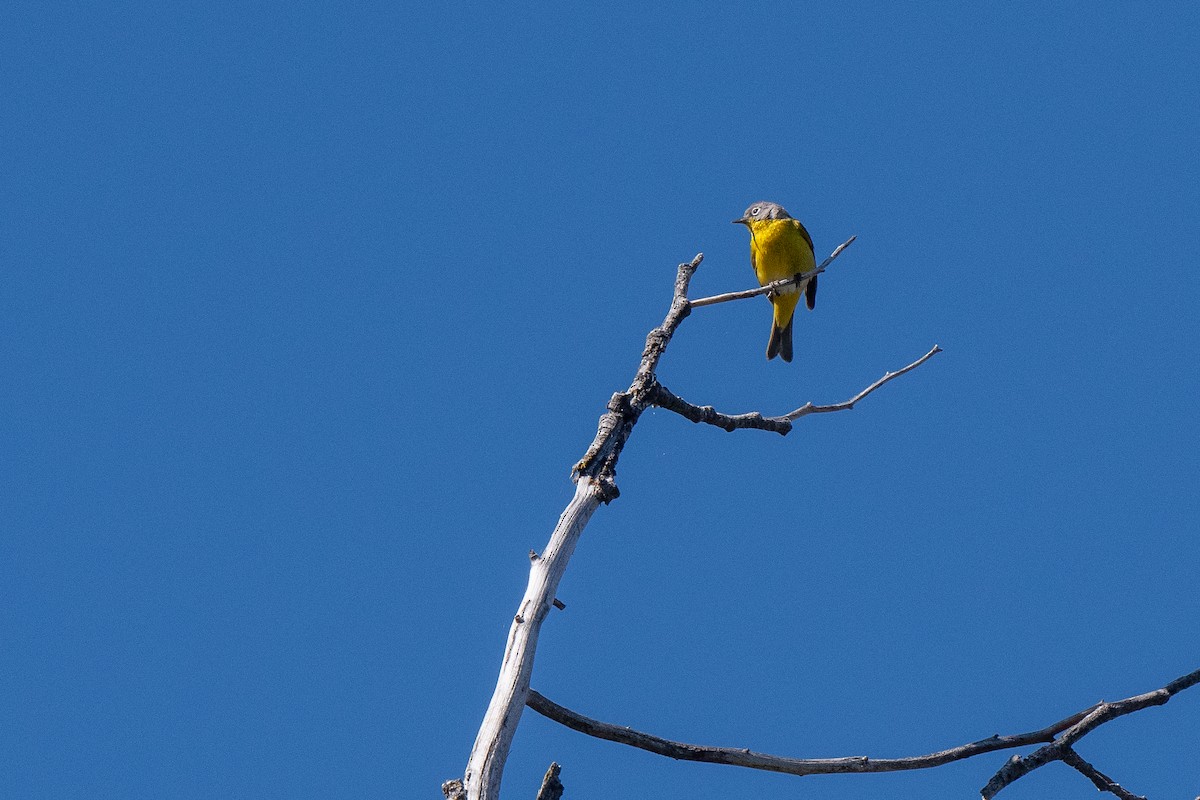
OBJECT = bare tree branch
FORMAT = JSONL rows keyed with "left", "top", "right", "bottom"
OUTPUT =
{"left": 690, "top": 235, "right": 857, "bottom": 308}
{"left": 450, "top": 228, "right": 1195, "bottom": 799}
{"left": 1060, "top": 748, "right": 1145, "bottom": 800}
{"left": 650, "top": 345, "right": 942, "bottom": 434}
{"left": 534, "top": 763, "right": 563, "bottom": 800}
{"left": 783, "top": 345, "right": 942, "bottom": 420}
{"left": 981, "top": 666, "right": 1200, "bottom": 798}
{"left": 648, "top": 382, "right": 793, "bottom": 434}
{"left": 457, "top": 480, "right": 602, "bottom": 800}
{"left": 441, "top": 778, "right": 465, "bottom": 800}
{"left": 526, "top": 666, "right": 1199, "bottom": 791}
{"left": 457, "top": 255, "right": 705, "bottom": 800}
{"left": 571, "top": 253, "right": 704, "bottom": 501}
{"left": 451, "top": 245, "right": 950, "bottom": 800}
{"left": 526, "top": 691, "right": 1095, "bottom": 775}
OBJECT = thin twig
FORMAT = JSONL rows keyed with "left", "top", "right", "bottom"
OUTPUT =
{"left": 690, "top": 235, "right": 857, "bottom": 308}
{"left": 783, "top": 345, "right": 942, "bottom": 421}
{"left": 650, "top": 345, "right": 941, "bottom": 434}
{"left": 525, "top": 690, "right": 1100, "bottom": 776}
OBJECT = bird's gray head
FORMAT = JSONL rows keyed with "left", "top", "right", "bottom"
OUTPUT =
{"left": 733, "top": 201, "right": 792, "bottom": 225}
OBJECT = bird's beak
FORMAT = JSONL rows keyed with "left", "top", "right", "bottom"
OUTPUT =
{"left": 732, "top": 216, "right": 748, "bottom": 225}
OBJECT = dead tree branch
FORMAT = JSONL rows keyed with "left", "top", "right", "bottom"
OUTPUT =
{"left": 570, "top": 254, "right": 703, "bottom": 501}
{"left": 689, "top": 235, "right": 857, "bottom": 308}
{"left": 457, "top": 255, "right": 705, "bottom": 800}
{"left": 650, "top": 345, "right": 942, "bottom": 435}
{"left": 458, "top": 479, "right": 602, "bottom": 800}
{"left": 451, "top": 243, "right": 940, "bottom": 800}
{"left": 981, "top": 666, "right": 1200, "bottom": 798}
{"left": 534, "top": 763, "right": 563, "bottom": 800}
{"left": 525, "top": 666, "right": 1199, "bottom": 795}
{"left": 1060, "top": 749, "right": 1145, "bottom": 800}
{"left": 525, "top": 692, "right": 1096, "bottom": 775}
{"left": 782, "top": 344, "right": 942, "bottom": 421}
{"left": 648, "top": 383, "right": 793, "bottom": 434}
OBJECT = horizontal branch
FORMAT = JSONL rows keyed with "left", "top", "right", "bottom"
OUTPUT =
{"left": 526, "top": 691, "right": 1096, "bottom": 777}
{"left": 649, "top": 382, "right": 793, "bottom": 435}
{"left": 649, "top": 345, "right": 941, "bottom": 435}
{"left": 689, "top": 235, "right": 856, "bottom": 309}
{"left": 529, "top": 666, "right": 1199, "bottom": 791}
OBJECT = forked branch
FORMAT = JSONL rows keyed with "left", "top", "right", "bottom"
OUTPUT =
{"left": 527, "top": 665, "right": 1199, "bottom": 797}
{"left": 651, "top": 345, "right": 942, "bottom": 435}
{"left": 451, "top": 241, "right": 943, "bottom": 800}
{"left": 981, "top": 666, "right": 1200, "bottom": 798}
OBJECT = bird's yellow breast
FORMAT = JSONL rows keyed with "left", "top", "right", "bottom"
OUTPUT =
{"left": 748, "top": 219, "right": 816, "bottom": 288}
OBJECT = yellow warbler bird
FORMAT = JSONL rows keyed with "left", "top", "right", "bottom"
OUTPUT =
{"left": 733, "top": 201, "right": 816, "bottom": 362}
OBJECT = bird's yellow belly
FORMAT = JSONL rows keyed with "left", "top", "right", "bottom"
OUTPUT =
{"left": 750, "top": 221, "right": 814, "bottom": 288}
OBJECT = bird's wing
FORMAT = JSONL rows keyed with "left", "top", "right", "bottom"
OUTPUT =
{"left": 790, "top": 218, "right": 815, "bottom": 254}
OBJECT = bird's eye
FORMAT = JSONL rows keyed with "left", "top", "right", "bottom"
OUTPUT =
{"left": 751, "top": 206, "right": 760, "bottom": 216}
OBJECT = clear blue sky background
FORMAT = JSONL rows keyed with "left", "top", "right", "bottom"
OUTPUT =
{"left": 4, "top": 3, "right": 1198, "bottom": 799}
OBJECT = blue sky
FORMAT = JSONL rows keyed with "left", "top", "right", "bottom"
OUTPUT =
{"left": 4, "top": 2, "right": 1199, "bottom": 798}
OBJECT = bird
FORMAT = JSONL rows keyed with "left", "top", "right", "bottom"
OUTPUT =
{"left": 732, "top": 201, "right": 816, "bottom": 362}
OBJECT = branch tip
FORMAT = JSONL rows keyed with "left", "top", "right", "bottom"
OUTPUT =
{"left": 535, "top": 762, "right": 564, "bottom": 800}
{"left": 783, "top": 345, "right": 941, "bottom": 421}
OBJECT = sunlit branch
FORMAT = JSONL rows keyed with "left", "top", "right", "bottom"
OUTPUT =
{"left": 783, "top": 345, "right": 942, "bottom": 421}
{"left": 650, "top": 345, "right": 941, "bottom": 435}
{"left": 449, "top": 243, "right": 951, "bottom": 800}
{"left": 689, "top": 235, "right": 856, "bottom": 308}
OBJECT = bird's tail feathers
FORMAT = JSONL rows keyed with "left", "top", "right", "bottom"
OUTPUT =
{"left": 766, "top": 318, "right": 794, "bottom": 363}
